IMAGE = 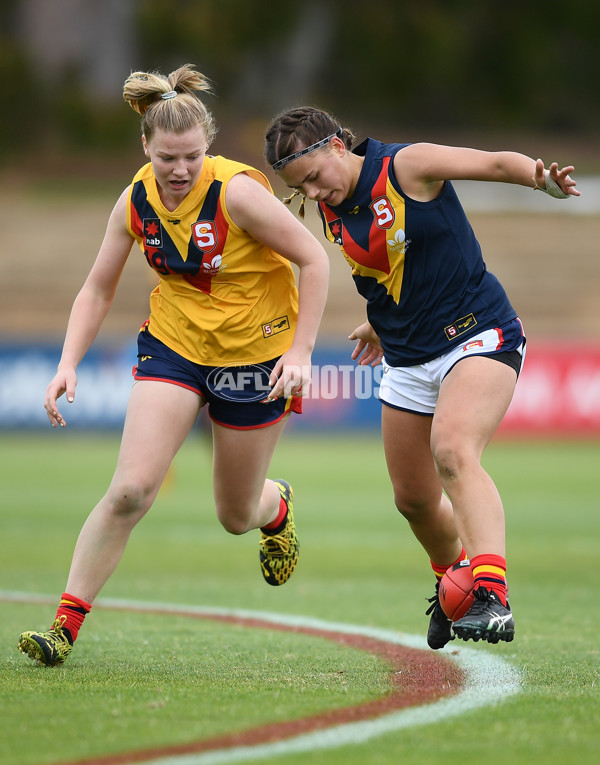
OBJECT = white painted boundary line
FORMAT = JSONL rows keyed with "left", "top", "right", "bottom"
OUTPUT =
{"left": 3, "top": 591, "right": 521, "bottom": 764}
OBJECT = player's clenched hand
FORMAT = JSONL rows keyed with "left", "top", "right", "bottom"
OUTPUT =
{"left": 349, "top": 322, "right": 383, "bottom": 367}
{"left": 44, "top": 367, "right": 77, "bottom": 427}
{"left": 268, "top": 350, "right": 311, "bottom": 400}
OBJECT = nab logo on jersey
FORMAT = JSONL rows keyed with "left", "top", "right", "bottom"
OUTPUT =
{"left": 370, "top": 196, "right": 395, "bottom": 230}
{"left": 143, "top": 218, "right": 163, "bottom": 248}
{"left": 328, "top": 218, "right": 343, "bottom": 245}
{"left": 192, "top": 221, "right": 218, "bottom": 254}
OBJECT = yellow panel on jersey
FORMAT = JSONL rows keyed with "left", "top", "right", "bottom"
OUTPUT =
{"left": 320, "top": 157, "right": 407, "bottom": 304}
{"left": 126, "top": 157, "right": 298, "bottom": 366}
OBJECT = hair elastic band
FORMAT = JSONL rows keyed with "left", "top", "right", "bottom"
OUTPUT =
{"left": 161, "top": 90, "right": 178, "bottom": 100}
{"left": 272, "top": 128, "right": 342, "bottom": 171}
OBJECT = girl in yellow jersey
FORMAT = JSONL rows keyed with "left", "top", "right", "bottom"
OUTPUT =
{"left": 17, "top": 65, "right": 329, "bottom": 667}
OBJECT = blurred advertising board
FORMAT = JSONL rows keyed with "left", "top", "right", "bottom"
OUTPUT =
{"left": 1, "top": 343, "right": 599, "bottom": 437}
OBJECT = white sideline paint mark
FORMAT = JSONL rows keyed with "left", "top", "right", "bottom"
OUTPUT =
{"left": 3, "top": 591, "right": 521, "bottom": 764}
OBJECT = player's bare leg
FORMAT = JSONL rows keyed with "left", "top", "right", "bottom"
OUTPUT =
{"left": 382, "top": 405, "right": 464, "bottom": 648}
{"left": 211, "top": 418, "right": 287, "bottom": 534}
{"left": 433, "top": 356, "right": 517, "bottom": 643}
{"left": 65, "top": 381, "right": 202, "bottom": 603}
{"left": 431, "top": 356, "right": 516, "bottom": 557}
{"left": 18, "top": 381, "right": 201, "bottom": 666}
{"left": 212, "top": 418, "right": 299, "bottom": 585}
{"left": 382, "top": 405, "right": 462, "bottom": 564}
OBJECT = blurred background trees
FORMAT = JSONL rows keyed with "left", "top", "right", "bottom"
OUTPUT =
{"left": 1, "top": 0, "right": 597, "bottom": 169}
{"left": 0, "top": 0, "right": 598, "bottom": 430}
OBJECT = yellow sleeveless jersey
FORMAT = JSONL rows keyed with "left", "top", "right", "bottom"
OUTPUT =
{"left": 126, "top": 156, "right": 298, "bottom": 366}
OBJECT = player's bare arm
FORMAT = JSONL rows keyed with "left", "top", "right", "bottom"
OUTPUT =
{"left": 226, "top": 172, "right": 329, "bottom": 398}
{"left": 394, "top": 144, "right": 579, "bottom": 201}
{"left": 44, "top": 189, "right": 135, "bottom": 427}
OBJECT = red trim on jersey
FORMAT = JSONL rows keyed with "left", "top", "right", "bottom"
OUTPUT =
{"left": 129, "top": 198, "right": 144, "bottom": 238}
{"left": 184, "top": 196, "right": 231, "bottom": 295}
{"left": 319, "top": 157, "right": 393, "bottom": 275}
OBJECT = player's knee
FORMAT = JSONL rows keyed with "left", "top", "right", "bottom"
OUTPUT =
{"left": 217, "top": 504, "right": 253, "bottom": 535}
{"left": 106, "top": 480, "right": 156, "bottom": 520}
{"left": 393, "top": 489, "right": 436, "bottom": 523}
{"left": 431, "top": 438, "right": 469, "bottom": 483}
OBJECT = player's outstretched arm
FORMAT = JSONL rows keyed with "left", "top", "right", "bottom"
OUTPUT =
{"left": 395, "top": 144, "right": 580, "bottom": 200}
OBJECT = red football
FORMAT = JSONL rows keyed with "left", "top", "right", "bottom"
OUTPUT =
{"left": 439, "top": 561, "right": 475, "bottom": 621}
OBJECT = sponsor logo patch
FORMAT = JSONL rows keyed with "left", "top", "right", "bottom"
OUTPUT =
{"left": 463, "top": 339, "right": 484, "bottom": 352}
{"left": 202, "top": 254, "right": 224, "bottom": 276}
{"left": 387, "top": 228, "right": 409, "bottom": 253}
{"left": 445, "top": 313, "right": 477, "bottom": 340}
{"left": 262, "top": 315, "right": 290, "bottom": 338}
{"left": 143, "top": 218, "right": 163, "bottom": 248}
{"left": 328, "top": 218, "right": 343, "bottom": 245}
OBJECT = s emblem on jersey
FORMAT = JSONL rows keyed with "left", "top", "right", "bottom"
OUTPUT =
{"left": 318, "top": 157, "right": 407, "bottom": 303}
{"left": 370, "top": 196, "right": 395, "bottom": 230}
{"left": 328, "top": 218, "right": 343, "bottom": 245}
{"left": 192, "top": 220, "right": 218, "bottom": 254}
{"left": 143, "top": 218, "right": 163, "bottom": 248}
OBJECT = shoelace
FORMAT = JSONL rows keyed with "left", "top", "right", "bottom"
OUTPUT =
{"left": 461, "top": 587, "right": 497, "bottom": 616}
{"left": 425, "top": 583, "right": 441, "bottom": 616}
{"left": 259, "top": 532, "right": 291, "bottom": 557}
{"left": 50, "top": 614, "right": 68, "bottom": 640}
{"left": 425, "top": 594, "right": 439, "bottom": 617}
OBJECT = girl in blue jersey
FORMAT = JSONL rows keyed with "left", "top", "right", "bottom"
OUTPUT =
{"left": 17, "top": 68, "right": 329, "bottom": 667}
{"left": 265, "top": 107, "right": 579, "bottom": 647}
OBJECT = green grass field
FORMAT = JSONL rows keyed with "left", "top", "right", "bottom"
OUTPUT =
{"left": 1, "top": 431, "right": 599, "bottom": 765}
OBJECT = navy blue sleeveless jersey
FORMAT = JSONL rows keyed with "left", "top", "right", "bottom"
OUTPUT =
{"left": 317, "top": 138, "right": 517, "bottom": 366}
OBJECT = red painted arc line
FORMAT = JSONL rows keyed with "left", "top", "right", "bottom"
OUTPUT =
{"left": 53, "top": 604, "right": 465, "bottom": 765}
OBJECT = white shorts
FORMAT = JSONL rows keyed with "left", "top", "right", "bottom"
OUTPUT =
{"left": 379, "top": 323, "right": 525, "bottom": 416}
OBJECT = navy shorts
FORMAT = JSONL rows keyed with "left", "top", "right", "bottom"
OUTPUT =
{"left": 132, "top": 326, "right": 302, "bottom": 430}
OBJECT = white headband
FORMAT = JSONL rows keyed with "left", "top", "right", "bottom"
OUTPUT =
{"left": 272, "top": 129, "right": 342, "bottom": 171}
{"left": 161, "top": 90, "right": 178, "bottom": 100}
